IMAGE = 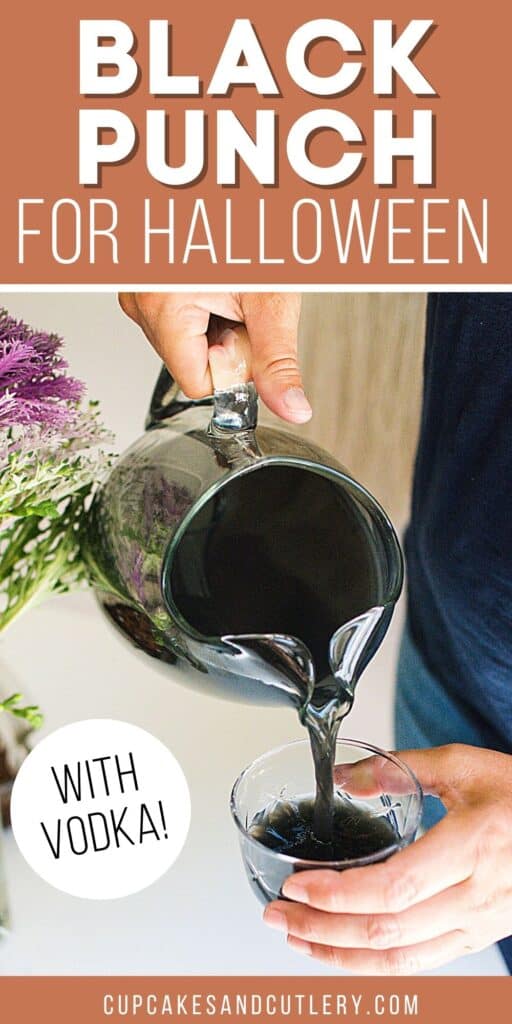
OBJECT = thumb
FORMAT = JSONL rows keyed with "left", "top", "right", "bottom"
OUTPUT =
{"left": 334, "top": 745, "right": 473, "bottom": 807}
{"left": 241, "top": 293, "right": 312, "bottom": 424}
{"left": 390, "top": 744, "right": 493, "bottom": 807}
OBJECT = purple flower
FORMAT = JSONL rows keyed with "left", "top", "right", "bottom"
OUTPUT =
{"left": 0, "top": 309, "right": 115, "bottom": 641}
{"left": 0, "top": 309, "right": 84, "bottom": 428}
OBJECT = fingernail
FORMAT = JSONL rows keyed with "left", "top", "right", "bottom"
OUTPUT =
{"left": 282, "top": 877, "right": 309, "bottom": 902}
{"left": 283, "top": 388, "right": 312, "bottom": 422}
{"left": 287, "top": 935, "right": 312, "bottom": 957}
{"left": 263, "top": 906, "right": 288, "bottom": 933}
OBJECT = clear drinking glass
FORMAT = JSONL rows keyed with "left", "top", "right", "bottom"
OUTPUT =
{"left": 231, "top": 738, "right": 423, "bottom": 906}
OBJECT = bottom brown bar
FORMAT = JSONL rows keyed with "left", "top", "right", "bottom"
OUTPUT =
{"left": 0, "top": 977, "right": 510, "bottom": 1024}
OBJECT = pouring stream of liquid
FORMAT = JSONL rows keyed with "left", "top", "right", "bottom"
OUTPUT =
{"left": 223, "top": 606, "right": 384, "bottom": 846}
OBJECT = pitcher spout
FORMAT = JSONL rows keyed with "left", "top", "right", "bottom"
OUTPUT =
{"left": 329, "top": 606, "right": 386, "bottom": 693}
{"left": 186, "top": 632, "right": 316, "bottom": 713}
{"left": 327, "top": 604, "right": 399, "bottom": 706}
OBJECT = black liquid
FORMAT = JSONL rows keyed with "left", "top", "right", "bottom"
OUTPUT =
{"left": 170, "top": 465, "right": 380, "bottom": 676}
{"left": 169, "top": 464, "right": 387, "bottom": 852}
{"left": 249, "top": 794, "right": 398, "bottom": 861}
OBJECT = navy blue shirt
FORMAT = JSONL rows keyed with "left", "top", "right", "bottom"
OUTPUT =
{"left": 406, "top": 293, "right": 512, "bottom": 969}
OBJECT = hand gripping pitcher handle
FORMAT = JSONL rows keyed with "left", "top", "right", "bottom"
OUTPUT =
{"left": 146, "top": 313, "right": 258, "bottom": 433}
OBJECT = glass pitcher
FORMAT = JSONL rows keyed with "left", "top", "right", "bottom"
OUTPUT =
{"left": 83, "top": 317, "right": 403, "bottom": 715}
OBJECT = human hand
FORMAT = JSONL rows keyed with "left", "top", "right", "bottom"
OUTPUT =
{"left": 118, "top": 292, "right": 311, "bottom": 425}
{"left": 263, "top": 744, "right": 512, "bottom": 974}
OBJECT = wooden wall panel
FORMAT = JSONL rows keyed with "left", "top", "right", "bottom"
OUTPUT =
{"left": 261, "top": 293, "right": 427, "bottom": 526}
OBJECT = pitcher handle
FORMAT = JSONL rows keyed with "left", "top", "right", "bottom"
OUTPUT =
{"left": 207, "top": 315, "right": 258, "bottom": 432}
{"left": 146, "top": 314, "right": 258, "bottom": 432}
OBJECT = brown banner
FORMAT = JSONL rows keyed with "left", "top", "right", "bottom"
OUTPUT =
{"left": 0, "top": 977, "right": 510, "bottom": 1024}
{"left": 0, "top": 0, "right": 510, "bottom": 285}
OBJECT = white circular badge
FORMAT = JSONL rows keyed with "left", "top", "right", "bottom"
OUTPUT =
{"left": 11, "top": 719, "right": 191, "bottom": 900}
